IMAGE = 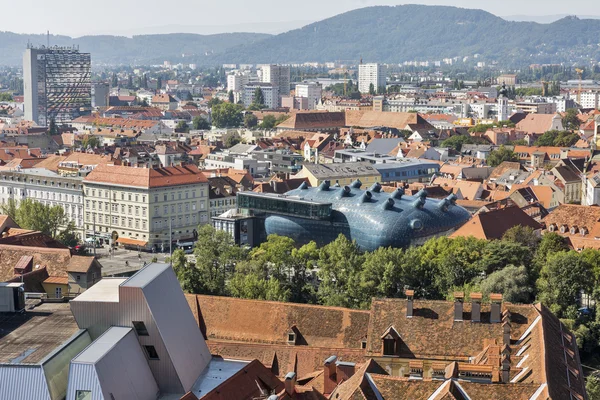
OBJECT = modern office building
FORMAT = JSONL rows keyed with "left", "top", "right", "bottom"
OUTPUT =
{"left": 261, "top": 64, "right": 291, "bottom": 99}
{"left": 358, "top": 63, "right": 387, "bottom": 94}
{"left": 242, "top": 82, "right": 280, "bottom": 109}
{"left": 23, "top": 45, "right": 92, "bottom": 126}
{"left": 91, "top": 82, "right": 109, "bottom": 108}
{"left": 295, "top": 83, "right": 322, "bottom": 110}
{"left": 228, "top": 181, "right": 471, "bottom": 250}
{"left": 83, "top": 164, "right": 209, "bottom": 250}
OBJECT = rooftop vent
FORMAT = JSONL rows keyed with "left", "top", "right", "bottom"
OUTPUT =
{"left": 391, "top": 187, "right": 405, "bottom": 199}
{"left": 358, "top": 191, "right": 372, "bottom": 204}
{"left": 337, "top": 186, "right": 351, "bottom": 199}
{"left": 369, "top": 182, "right": 382, "bottom": 193}
{"left": 350, "top": 179, "right": 362, "bottom": 189}
{"left": 318, "top": 181, "right": 331, "bottom": 191}
{"left": 381, "top": 198, "right": 395, "bottom": 210}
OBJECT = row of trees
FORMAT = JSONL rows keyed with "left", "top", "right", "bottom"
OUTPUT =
{"left": 0, "top": 199, "right": 78, "bottom": 247}
{"left": 172, "top": 226, "right": 600, "bottom": 358}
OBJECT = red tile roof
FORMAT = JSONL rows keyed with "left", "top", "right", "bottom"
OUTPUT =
{"left": 84, "top": 164, "right": 208, "bottom": 188}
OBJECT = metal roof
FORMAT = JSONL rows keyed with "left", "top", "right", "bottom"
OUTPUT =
{"left": 121, "top": 262, "right": 170, "bottom": 288}
{"left": 190, "top": 358, "right": 248, "bottom": 398}
{"left": 72, "top": 327, "right": 132, "bottom": 364}
{"left": 70, "top": 278, "right": 124, "bottom": 303}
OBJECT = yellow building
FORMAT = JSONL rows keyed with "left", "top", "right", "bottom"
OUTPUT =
{"left": 294, "top": 162, "right": 382, "bottom": 187}
{"left": 42, "top": 276, "right": 69, "bottom": 299}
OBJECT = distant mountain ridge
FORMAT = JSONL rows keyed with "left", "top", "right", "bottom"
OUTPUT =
{"left": 209, "top": 5, "right": 600, "bottom": 65}
{"left": 2, "top": 5, "right": 600, "bottom": 66}
{"left": 0, "top": 32, "right": 272, "bottom": 65}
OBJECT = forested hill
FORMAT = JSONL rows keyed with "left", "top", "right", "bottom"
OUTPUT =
{"left": 211, "top": 5, "right": 600, "bottom": 65}
{"left": 0, "top": 32, "right": 271, "bottom": 65}
{"left": 3, "top": 5, "right": 600, "bottom": 66}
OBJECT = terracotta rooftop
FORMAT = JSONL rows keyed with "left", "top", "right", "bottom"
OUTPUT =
{"left": 0, "top": 244, "right": 74, "bottom": 281}
{"left": 277, "top": 112, "right": 346, "bottom": 130}
{"left": 515, "top": 114, "right": 560, "bottom": 135}
{"left": 345, "top": 110, "right": 425, "bottom": 130}
{"left": 84, "top": 163, "right": 208, "bottom": 188}
{"left": 450, "top": 206, "right": 542, "bottom": 240}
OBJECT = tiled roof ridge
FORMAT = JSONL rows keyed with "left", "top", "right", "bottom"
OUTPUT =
{"left": 0, "top": 244, "right": 72, "bottom": 254}
{"left": 205, "top": 338, "right": 368, "bottom": 352}
{"left": 195, "top": 294, "right": 371, "bottom": 313}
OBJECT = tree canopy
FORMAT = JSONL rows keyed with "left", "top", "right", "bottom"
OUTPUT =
{"left": 211, "top": 103, "right": 244, "bottom": 128}
{"left": 487, "top": 145, "right": 519, "bottom": 167}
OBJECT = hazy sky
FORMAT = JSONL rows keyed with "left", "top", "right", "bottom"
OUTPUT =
{"left": 2, "top": 0, "right": 598, "bottom": 36}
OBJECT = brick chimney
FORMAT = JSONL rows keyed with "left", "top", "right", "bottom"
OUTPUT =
{"left": 406, "top": 289, "right": 414, "bottom": 318}
{"left": 490, "top": 293, "right": 503, "bottom": 323}
{"left": 454, "top": 292, "right": 464, "bottom": 321}
{"left": 324, "top": 355, "right": 337, "bottom": 394}
{"left": 471, "top": 292, "right": 482, "bottom": 323}
{"left": 284, "top": 372, "right": 296, "bottom": 396}
{"left": 336, "top": 361, "right": 356, "bottom": 384}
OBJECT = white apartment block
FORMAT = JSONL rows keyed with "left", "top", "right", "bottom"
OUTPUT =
{"left": 243, "top": 83, "right": 280, "bottom": 109}
{"left": 83, "top": 164, "right": 209, "bottom": 251}
{"left": 579, "top": 91, "right": 599, "bottom": 109}
{"left": 295, "top": 83, "right": 322, "bottom": 110}
{"left": 358, "top": 63, "right": 387, "bottom": 94}
{"left": 261, "top": 64, "right": 291, "bottom": 99}
{"left": 0, "top": 168, "right": 85, "bottom": 237}
{"left": 227, "top": 72, "right": 250, "bottom": 93}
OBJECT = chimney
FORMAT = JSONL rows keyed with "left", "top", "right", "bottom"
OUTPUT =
{"left": 454, "top": 292, "right": 464, "bottom": 321}
{"left": 284, "top": 372, "right": 296, "bottom": 396}
{"left": 503, "top": 321, "right": 511, "bottom": 346}
{"left": 471, "top": 292, "right": 482, "bottom": 323}
{"left": 501, "top": 355, "right": 511, "bottom": 383}
{"left": 335, "top": 361, "right": 356, "bottom": 383}
{"left": 406, "top": 289, "right": 414, "bottom": 318}
{"left": 324, "top": 355, "right": 337, "bottom": 394}
{"left": 490, "top": 293, "right": 503, "bottom": 323}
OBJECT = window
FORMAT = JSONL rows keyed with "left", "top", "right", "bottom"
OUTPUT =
{"left": 383, "top": 336, "right": 396, "bottom": 356}
{"left": 55, "top": 287, "right": 62, "bottom": 299}
{"left": 75, "top": 390, "right": 92, "bottom": 400}
{"left": 361, "top": 340, "right": 367, "bottom": 349}
{"left": 133, "top": 321, "right": 149, "bottom": 336}
{"left": 76, "top": 275, "right": 81, "bottom": 281}
{"left": 144, "top": 345, "right": 159, "bottom": 360}
{"left": 287, "top": 333, "right": 296, "bottom": 343}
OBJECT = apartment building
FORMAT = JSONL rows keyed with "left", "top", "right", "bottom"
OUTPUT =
{"left": 295, "top": 83, "right": 322, "bottom": 110}
{"left": 579, "top": 90, "right": 599, "bottom": 109}
{"left": 0, "top": 168, "right": 85, "bottom": 237}
{"left": 243, "top": 83, "right": 280, "bottom": 109}
{"left": 358, "top": 63, "right": 387, "bottom": 94}
{"left": 83, "top": 164, "right": 209, "bottom": 250}
{"left": 261, "top": 64, "right": 291, "bottom": 98}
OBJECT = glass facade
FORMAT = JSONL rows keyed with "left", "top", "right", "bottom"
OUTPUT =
{"left": 257, "top": 183, "right": 471, "bottom": 251}
{"left": 237, "top": 192, "right": 332, "bottom": 220}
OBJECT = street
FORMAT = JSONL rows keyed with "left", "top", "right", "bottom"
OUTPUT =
{"left": 95, "top": 246, "right": 170, "bottom": 276}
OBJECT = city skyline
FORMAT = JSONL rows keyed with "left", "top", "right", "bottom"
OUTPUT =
{"left": 1, "top": 0, "right": 598, "bottom": 37}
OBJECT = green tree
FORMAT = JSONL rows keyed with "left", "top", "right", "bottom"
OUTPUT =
{"left": 228, "top": 90, "right": 235, "bottom": 103}
{"left": 480, "top": 265, "right": 533, "bottom": 303}
{"left": 369, "top": 83, "right": 375, "bottom": 95}
{"left": 127, "top": 75, "right": 133, "bottom": 89}
{"left": 211, "top": 103, "right": 244, "bottom": 128}
{"left": 254, "top": 87, "right": 265, "bottom": 107}
{"left": 224, "top": 134, "right": 241, "bottom": 148}
{"left": 192, "top": 116, "right": 210, "bottom": 130}
{"left": 244, "top": 113, "right": 258, "bottom": 128}
{"left": 537, "top": 251, "right": 593, "bottom": 319}
{"left": 317, "top": 234, "right": 365, "bottom": 308}
{"left": 487, "top": 145, "right": 519, "bottom": 167}
{"left": 228, "top": 272, "right": 291, "bottom": 302}
{"left": 502, "top": 225, "right": 540, "bottom": 250}
{"left": 48, "top": 118, "right": 58, "bottom": 135}
{"left": 175, "top": 120, "right": 189, "bottom": 133}
{"left": 441, "top": 135, "right": 475, "bottom": 151}
{"left": 0, "top": 92, "right": 14, "bottom": 101}
{"left": 82, "top": 135, "right": 101, "bottom": 149}
{"left": 259, "top": 115, "right": 278, "bottom": 129}
{"left": 587, "top": 373, "right": 600, "bottom": 400}
{"left": 358, "top": 247, "right": 405, "bottom": 308}
{"left": 208, "top": 97, "right": 223, "bottom": 108}
{"left": 1, "top": 199, "right": 76, "bottom": 244}
{"left": 562, "top": 108, "right": 581, "bottom": 131}
{"left": 191, "top": 225, "right": 246, "bottom": 295}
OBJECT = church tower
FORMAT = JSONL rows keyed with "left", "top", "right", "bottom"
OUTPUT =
{"left": 497, "top": 83, "right": 509, "bottom": 122}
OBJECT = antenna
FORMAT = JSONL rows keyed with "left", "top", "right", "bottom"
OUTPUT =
{"left": 47, "top": 31, "right": 50, "bottom": 47}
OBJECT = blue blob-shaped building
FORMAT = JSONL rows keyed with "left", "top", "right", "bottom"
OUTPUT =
{"left": 236, "top": 179, "right": 471, "bottom": 251}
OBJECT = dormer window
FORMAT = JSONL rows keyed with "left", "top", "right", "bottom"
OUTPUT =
{"left": 287, "top": 326, "right": 298, "bottom": 345}
{"left": 288, "top": 333, "right": 295, "bottom": 343}
{"left": 548, "top": 224, "right": 556, "bottom": 232}
{"left": 381, "top": 326, "right": 401, "bottom": 356}
{"left": 570, "top": 226, "right": 578, "bottom": 235}
{"left": 580, "top": 227, "right": 588, "bottom": 236}
{"left": 560, "top": 225, "right": 567, "bottom": 234}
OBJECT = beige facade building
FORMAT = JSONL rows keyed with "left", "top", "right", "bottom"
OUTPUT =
{"left": 83, "top": 164, "right": 209, "bottom": 250}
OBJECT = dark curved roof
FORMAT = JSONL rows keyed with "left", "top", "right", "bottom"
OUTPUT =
{"left": 265, "top": 180, "right": 471, "bottom": 250}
